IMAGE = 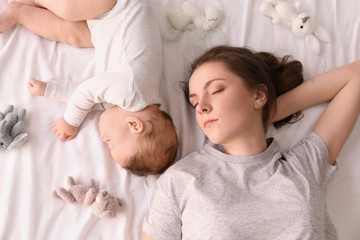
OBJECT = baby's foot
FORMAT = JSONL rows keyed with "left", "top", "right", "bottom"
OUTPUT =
{"left": 0, "top": 2, "right": 21, "bottom": 33}
{"left": 27, "top": 77, "right": 47, "bottom": 96}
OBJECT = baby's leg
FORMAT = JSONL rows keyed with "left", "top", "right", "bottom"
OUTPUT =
{"left": 27, "top": 77, "right": 47, "bottom": 96}
{"left": 18, "top": 5, "right": 93, "bottom": 47}
{"left": 0, "top": 3, "right": 92, "bottom": 47}
{"left": 10, "top": 0, "right": 38, "bottom": 7}
{"left": 0, "top": 2, "right": 21, "bottom": 33}
{"left": 35, "top": 0, "right": 116, "bottom": 21}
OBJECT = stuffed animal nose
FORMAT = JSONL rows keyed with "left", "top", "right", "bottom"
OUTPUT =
{"left": 302, "top": 16, "right": 310, "bottom": 23}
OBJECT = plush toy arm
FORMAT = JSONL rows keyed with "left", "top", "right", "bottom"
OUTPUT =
{"left": 314, "top": 24, "right": 332, "bottom": 42}
{"left": 167, "top": 10, "right": 193, "bottom": 30}
{"left": 259, "top": 1, "right": 292, "bottom": 28}
{"left": 305, "top": 34, "right": 321, "bottom": 55}
{"left": 182, "top": 1, "right": 219, "bottom": 30}
{"left": 54, "top": 187, "right": 78, "bottom": 204}
{"left": 182, "top": 1, "right": 204, "bottom": 23}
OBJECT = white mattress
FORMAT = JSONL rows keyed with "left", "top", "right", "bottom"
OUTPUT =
{"left": 0, "top": 0, "right": 359, "bottom": 239}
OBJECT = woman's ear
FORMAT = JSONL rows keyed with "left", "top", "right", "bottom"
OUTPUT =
{"left": 254, "top": 84, "right": 268, "bottom": 109}
{"left": 126, "top": 117, "right": 144, "bottom": 133}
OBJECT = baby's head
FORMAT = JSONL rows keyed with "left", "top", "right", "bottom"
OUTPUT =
{"left": 99, "top": 105, "right": 178, "bottom": 176}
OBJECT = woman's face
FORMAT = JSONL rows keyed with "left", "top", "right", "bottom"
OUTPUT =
{"left": 189, "top": 61, "right": 264, "bottom": 146}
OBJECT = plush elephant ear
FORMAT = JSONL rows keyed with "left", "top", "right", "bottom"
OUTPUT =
{"left": 0, "top": 120, "right": 6, "bottom": 138}
{"left": 10, "top": 121, "right": 24, "bottom": 138}
{"left": 4, "top": 105, "right": 14, "bottom": 115}
{"left": 8, "top": 133, "right": 29, "bottom": 150}
{"left": 305, "top": 34, "right": 321, "bottom": 55}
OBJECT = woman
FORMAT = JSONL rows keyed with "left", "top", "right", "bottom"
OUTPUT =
{"left": 142, "top": 46, "right": 360, "bottom": 239}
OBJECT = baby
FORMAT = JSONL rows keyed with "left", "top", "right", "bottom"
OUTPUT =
{"left": 0, "top": 0, "right": 178, "bottom": 175}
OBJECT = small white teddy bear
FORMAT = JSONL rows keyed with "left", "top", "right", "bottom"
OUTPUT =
{"left": 259, "top": 0, "right": 332, "bottom": 55}
{"left": 167, "top": 1, "right": 222, "bottom": 32}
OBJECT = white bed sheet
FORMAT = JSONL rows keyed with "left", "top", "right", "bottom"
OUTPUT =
{"left": 0, "top": 0, "right": 359, "bottom": 239}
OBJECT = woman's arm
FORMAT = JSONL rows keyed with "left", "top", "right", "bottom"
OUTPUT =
{"left": 273, "top": 60, "right": 360, "bottom": 164}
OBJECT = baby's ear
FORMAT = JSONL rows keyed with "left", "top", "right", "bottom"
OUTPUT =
{"left": 126, "top": 117, "right": 144, "bottom": 133}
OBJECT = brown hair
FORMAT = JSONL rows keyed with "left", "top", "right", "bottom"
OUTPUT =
{"left": 184, "top": 45, "right": 304, "bottom": 129}
{"left": 124, "top": 107, "right": 178, "bottom": 176}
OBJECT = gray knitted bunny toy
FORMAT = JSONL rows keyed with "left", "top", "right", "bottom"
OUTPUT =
{"left": 0, "top": 105, "right": 29, "bottom": 151}
{"left": 52, "top": 176, "right": 122, "bottom": 219}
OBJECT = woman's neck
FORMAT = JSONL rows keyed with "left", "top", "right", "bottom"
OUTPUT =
{"left": 221, "top": 130, "right": 268, "bottom": 156}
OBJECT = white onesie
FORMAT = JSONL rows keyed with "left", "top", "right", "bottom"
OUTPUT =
{"left": 44, "top": 0, "right": 162, "bottom": 127}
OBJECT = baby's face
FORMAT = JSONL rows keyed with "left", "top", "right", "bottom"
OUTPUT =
{"left": 98, "top": 106, "right": 138, "bottom": 167}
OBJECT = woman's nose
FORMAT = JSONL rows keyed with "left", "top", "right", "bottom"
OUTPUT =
{"left": 197, "top": 99, "right": 212, "bottom": 114}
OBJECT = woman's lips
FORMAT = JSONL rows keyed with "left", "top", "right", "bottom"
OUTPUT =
{"left": 204, "top": 119, "right": 218, "bottom": 128}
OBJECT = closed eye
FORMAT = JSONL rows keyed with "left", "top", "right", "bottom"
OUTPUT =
{"left": 212, "top": 88, "right": 224, "bottom": 95}
{"left": 192, "top": 103, "right": 198, "bottom": 109}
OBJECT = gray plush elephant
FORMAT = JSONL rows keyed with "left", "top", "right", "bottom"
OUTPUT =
{"left": 0, "top": 105, "right": 29, "bottom": 150}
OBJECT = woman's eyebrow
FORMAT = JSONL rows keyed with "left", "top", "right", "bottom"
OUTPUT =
{"left": 189, "top": 78, "right": 225, "bottom": 99}
{"left": 204, "top": 78, "right": 225, "bottom": 89}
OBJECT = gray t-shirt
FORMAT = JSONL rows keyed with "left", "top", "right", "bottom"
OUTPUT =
{"left": 143, "top": 132, "right": 338, "bottom": 240}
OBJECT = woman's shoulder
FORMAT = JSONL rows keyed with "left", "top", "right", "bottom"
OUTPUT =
{"left": 284, "top": 132, "right": 328, "bottom": 159}
{"left": 282, "top": 132, "right": 337, "bottom": 184}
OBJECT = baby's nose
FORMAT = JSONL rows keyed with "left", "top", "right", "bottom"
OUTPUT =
{"left": 101, "top": 136, "right": 109, "bottom": 142}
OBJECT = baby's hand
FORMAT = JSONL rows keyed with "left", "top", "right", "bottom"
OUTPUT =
{"left": 52, "top": 118, "right": 79, "bottom": 141}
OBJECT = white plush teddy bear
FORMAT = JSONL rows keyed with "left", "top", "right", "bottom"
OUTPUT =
{"left": 167, "top": 1, "right": 222, "bottom": 32}
{"left": 259, "top": 0, "right": 332, "bottom": 55}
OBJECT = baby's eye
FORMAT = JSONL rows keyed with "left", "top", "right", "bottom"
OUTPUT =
{"left": 192, "top": 103, "right": 198, "bottom": 109}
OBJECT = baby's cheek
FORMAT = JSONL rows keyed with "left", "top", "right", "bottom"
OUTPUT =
{"left": 111, "top": 150, "right": 125, "bottom": 167}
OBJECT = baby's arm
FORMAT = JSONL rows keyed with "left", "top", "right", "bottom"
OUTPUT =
{"left": 59, "top": 70, "right": 133, "bottom": 141}
{"left": 274, "top": 61, "right": 360, "bottom": 164}
{"left": 27, "top": 77, "right": 81, "bottom": 141}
